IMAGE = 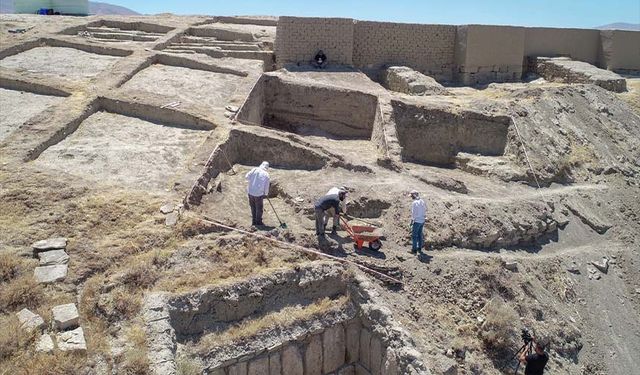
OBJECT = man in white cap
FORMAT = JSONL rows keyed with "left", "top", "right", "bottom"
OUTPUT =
{"left": 246, "top": 161, "right": 270, "bottom": 226}
{"left": 323, "top": 186, "right": 348, "bottom": 234}
{"left": 410, "top": 190, "right": 427, "bottom": 253}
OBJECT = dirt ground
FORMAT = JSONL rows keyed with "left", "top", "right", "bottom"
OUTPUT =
{"left": 0, "top": 88, "right": 65, "bottom": 142}
{"left": 1, "top": 13, "right": 639, "bottom": 375}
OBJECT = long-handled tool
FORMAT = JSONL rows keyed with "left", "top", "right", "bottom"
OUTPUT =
{"left": 266, "top": 197, "right": 287, "bottom": 229}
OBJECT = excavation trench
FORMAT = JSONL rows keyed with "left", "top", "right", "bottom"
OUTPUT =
{"left": 144, "top": 262, "right": 426, "bottom": 375}
{"left": 391, "top": 98, "right": 511, "bottom": 167}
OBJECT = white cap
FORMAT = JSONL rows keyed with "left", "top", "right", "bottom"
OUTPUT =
{"left": 260, "top": 161, "right": 269, "bottom": 170}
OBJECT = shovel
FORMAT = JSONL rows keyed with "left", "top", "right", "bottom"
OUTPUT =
{"left": 266, "top": 197, "right": 287, "bottom": 229}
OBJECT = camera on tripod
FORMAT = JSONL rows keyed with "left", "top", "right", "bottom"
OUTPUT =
{"left": 521, "top": 328, "right": 533, "bottom": 344}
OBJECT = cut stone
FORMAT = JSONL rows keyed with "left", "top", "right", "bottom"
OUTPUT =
{"left": 381, "top": 351, "right": 399, "bottom": 375}
{"left": 56, "top": 327, "right": 87, "bottom": 352}
{"left": 305, "top": 334, "right": 323, "bottom": 375}
{"left": 359, "top": 329, "right": 372, "bottom": 370}
{"left": 282, "top": 345, "right": 303, "bottom": 375}
{"left": 227, "top": 361, "right": 247, "bottom": 375}
{"left": 504, "top": 261, "right": 518, "bottom": 272}
{"left": 165, "top": 212, "right": 179, "bottom": 226}
{"left": 370, "top": 336, "right": 383, "bottom": 375}
{"left": 247, "top": 356, "right": 268, "bottom": 375}
{"left": 592, "top": 258, "right": 609, "bottom": 274}
{"left": 36, "top": 333, "right": 55, "bottom": 353}
{"left": 16, "top": 308, "right": 45, "bottom": 332}
{"left": 34, "top": 264, "right": 67, "bottom": 283}
{"left": 339, "top": 365, "right": 356, "bottom": 375}
{"left": 38, "top": 249, "right": 70, "bottom": 266}
{"left": 32, "top": 237, "right": 67, "bottom": 253}
{"left": 269, "top": 352, "right": 282, "bottom": 375}
{"left": 346, "top": 321, "right": 361, "bottom": 364}
{"left": 356, "top": 363, "right": 372, "bottom": 375}
{"left": 160, "top": 203, "right": 175, "bottom": 214}
{"left": 383, "top": 66, "right": 449, "bottom": 96}
{"left": 323, "top": 324, "right": 346, "bottom": 373}
{"left": 52, "top": 303, "right": 80, "bottom": 331}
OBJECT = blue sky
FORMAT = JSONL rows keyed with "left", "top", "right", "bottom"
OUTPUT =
{"left": 109, "top": 0, "right": 639, "bottom": 28}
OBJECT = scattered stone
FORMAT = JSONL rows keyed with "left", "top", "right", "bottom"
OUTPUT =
{"left": 16, "top": 308, "right": 45, "bottom": 332}
{"left": 396, "top": 255, "right": 406, "bottom": 261}
{"left": 165, "top": 212, "right": 179, "bottom": 226}
{"left": 504, "top": 261, "right": 518, "bottom": 272}
{"left": 635, "top": 288, "right": 640, "bottom": 295}
{"left": 56, "top": 327, "right": 87, "bottom": 352}
{"left": 36, "top": 333, "right": 55, "bottom": 353}
{"left": 225, "top": 105, "right": 239, "bottom": 113}
{"left": 531, "top": 56, "right": 627, "bottom": 93}
{"left": 566, "top": 262, "right": 580, "bottom": 274}
{"left": 38, "top": 249, "right": 70, "bottom": 266}
{"left": 434, "top": 355, "right": 458, "bottom": 375}
{"left": 32, "top": 237, "right": 67, "bottom": 254}
{"left": 160, "top": 203, "right": 174, "bottom": 214}
{"left": 34, "top": 264, "right": 67, "bottom": 283}
{"left": 591, "top": 257, "right": 609, "bottom": 274}
{"left": 52, "top": 303, "right": 80, "bottom": 331}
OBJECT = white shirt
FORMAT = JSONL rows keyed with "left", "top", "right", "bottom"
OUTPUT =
{"left": 246, "top": 163, "right": 270, "bottom": 197}
{"left": 411, "top": 198, "right": 427, "bottom": 223}
{"left": 326, "top": 187, "right": 347, "bottom": 213}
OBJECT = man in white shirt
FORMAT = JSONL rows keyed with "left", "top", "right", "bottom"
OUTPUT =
{"left": 246, "top": 161, "right": 270, "bottom": 226}
{"left": 410, "top": 190, "right": 427, "bottom": 254}
{"left": 323, "top": 186, "right": 348, "bottom": 234}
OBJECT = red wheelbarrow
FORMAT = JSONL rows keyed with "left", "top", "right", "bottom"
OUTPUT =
{"left": 340, "top": 216, "right": 383, "bottom": 251}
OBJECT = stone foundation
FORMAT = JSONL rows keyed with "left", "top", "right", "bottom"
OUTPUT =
{"left": 529, "top": 56, "right": 627, "bottom": 92}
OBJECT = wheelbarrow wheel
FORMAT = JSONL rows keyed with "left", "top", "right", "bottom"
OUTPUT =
{"left": 369, "top": 240, "right": 382, "bottom": 251}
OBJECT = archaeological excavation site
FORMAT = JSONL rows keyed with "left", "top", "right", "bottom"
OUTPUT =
{"left": 1, "top": 10, "right": 640, "bottom": 375}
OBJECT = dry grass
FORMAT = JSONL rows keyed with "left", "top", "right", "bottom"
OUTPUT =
{"left": 0, "top": 275, "right": 45, "bottom": 313}
{"left": 0, "top": 253, "right": 22, "bottom": 283}
{"left": 480, "top": 298, "right": 518, "bottom": 352}
{"left": 176, "top": 356, "right": 202, "bottom": 375}
{"left": 3, "top": 352, "right": 87, "bottom": 375}
{"left": 198, "top": 295, "right": 349, "bottom": 351}
{"left": 0, "top": 314, "right": 35, "bottom": 362}
{"left": 618, "top": 77, "right": 640, "bottom": 114}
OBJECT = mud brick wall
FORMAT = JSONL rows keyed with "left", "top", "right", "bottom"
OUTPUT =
{"left": 455, "top": 25, "right": 526, "bottom": 85}
{"left": 275, "top": 16, "right": 354, "bottom": 67}
{"left": 600, "top": 30, "right": 640, "bottom": 71}
{"left": 524, "top": 27, "right": 601, "bottom": 65}
{"left": 353, "top": 21, "right": 457, "bottom": 82}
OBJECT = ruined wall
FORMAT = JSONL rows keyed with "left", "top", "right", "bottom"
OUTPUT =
{"left": 600, "top": 30, "right": 640, "bottom": 71}
{"left": 524, "top": 27, "right": 601, "bottom": 65}
{"left": 353, "top": 21, "right": 457, "bottom": 82}
{"left": 275, "top": 16, "right": 354, "bottom": 67}
{"left": 455, "top": 25, "right": 526, "bottom": 84}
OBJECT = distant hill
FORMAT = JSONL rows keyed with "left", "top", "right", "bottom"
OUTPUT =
{"left": 597, "top": 22, "right": 640, "bottom": 31}
{"left": 0, "top": 1, "right": 140, "bottom": 15}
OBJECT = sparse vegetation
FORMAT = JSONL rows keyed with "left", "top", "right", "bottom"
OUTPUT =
{"left": 176, "top": 356, "right": 202, "bottom": 375}
{"left": 480, "top": 298, "right": 518, "bottom": 353}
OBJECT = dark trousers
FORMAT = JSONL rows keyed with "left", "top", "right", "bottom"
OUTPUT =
{"left": 315, "top": 208, "right": 326, "bottom": 235}
{"left": 249, "top": 195, "right": 264, "bottom": 225}
{"left": 412, "top": 222, "right": 424, "bottom": 252}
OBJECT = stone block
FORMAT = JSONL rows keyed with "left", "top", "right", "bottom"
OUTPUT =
{"left": 345, "top": 321, "right": 360, "bottom": 364}
{"left": 36, "top": 333, "right": 55, "bottom": 353}
{"left": 56, "top": 327, "right": 87, "bottom": 352}
{"left": 305, "top": 334, "right": 323, "bottom": 375}
{"left": 323, "top": 325, "right": 346, "bottom": 373}
{"left": 269, "top": 352, "right": 282, "bottom": 375}
{"left": 38, "top": 249, "right": 70, "bottom": 266}
{"left": 16, "top": 308, "right": 45, "bottom": 332}
{"left": 228, "top": 361, "right": 248, "bottom": 375}
{"left": 32, "top": 237, "right": 67, "bottom": 253}
{"left": 338, "top": 364, "right": 355, "bottom": 375}
{"left": 282, "top": 345, "right": 303, "bottom": 375}
{"left": 359, "top": 329, "right": 371, "bottom": 370}
{"left": 369, "top": 336, "right": 383, "bottom": 375}
{"left": 356, "top": 363, "right": 372, "bottom": 375}
{"left": 248, "top": 356, "right": 269, "bottom": 375}
{"left": 34, "top": 264, "right": 67, "bottom": 283}
{"left": 52, "top": 303, "right": 80, "bottom": 330}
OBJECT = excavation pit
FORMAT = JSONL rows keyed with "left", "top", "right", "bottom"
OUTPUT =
{"left": 391, "top": 98, "right": 511, "bottom": 166}
{"left": 62, "top": 20, "right": 174, "bottom": 43}
{"left": 237, "top": 74, "right": 380, "bottom": 140}
{"left": 144, "top": 262, "right": 425, "bottom": 374}
{"left": 0, "top": 88, "right": 65, "bottom": 142}
{"left": 121, "top": 63, "right": 256, "bottom": 110}
{"left": 35, "top": 111, "right": 211, "bottom": 190}
{"left": 0, "top": 46, "right": 123, "bottom": 83}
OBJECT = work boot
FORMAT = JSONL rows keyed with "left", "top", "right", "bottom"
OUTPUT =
{"left": 331, "top": 226, "right": 338, "bottom": 235}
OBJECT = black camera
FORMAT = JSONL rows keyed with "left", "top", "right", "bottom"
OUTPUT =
{"left": 521, "top": 328, "right": 533, "bottom": 344}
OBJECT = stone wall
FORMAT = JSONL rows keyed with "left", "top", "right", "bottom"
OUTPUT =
{"left": 600, "top": 30, "right": 640, "bottom": 71}
{"left": 455, "top": 25, "right": 526, "bottom": 84}
{"left": 211, "top": 318, "right": 397, "bottom": 375}
{"left": 275, "top": 17, "right": 354, "bottom": 67}
{"left": 524, "top": 27, "right": 601, "bottom": 65}
{"left": 353, "top": 21, "right": 456, "bottom": 82}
